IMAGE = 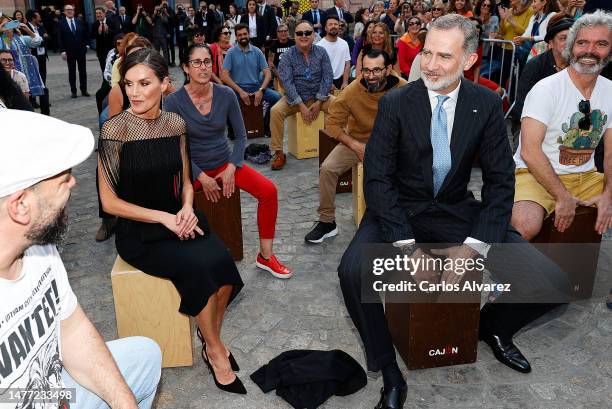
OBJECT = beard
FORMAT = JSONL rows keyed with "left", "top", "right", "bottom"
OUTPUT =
{"left": 327, "top": 28, "right": 338, "bottom": 37}
{"left": 570, "top": 52, "right": 609, "bottom": 75}
{"left": 239, "top": 37, "right": 250, "bottom": 46}
{"left": 366, "top": 76, "right": 387, "bottom": 93}
{"left": 421, "top": 61, "right": 464, "bottom": 92}
{"left": 25, "top": 205, "right": 69, "bottom": 246}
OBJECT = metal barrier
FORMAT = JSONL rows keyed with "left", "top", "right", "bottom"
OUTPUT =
{"left": 482, "top": 38, "right": 520, "bottom": 119}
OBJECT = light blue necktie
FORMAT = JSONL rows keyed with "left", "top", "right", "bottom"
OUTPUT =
{"left": 431, "top": 95, "right": 451, "bottom": 196}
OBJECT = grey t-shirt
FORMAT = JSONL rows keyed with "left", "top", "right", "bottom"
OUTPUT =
{"left": 164, "top": 84, "right": 247, "bottom": 178}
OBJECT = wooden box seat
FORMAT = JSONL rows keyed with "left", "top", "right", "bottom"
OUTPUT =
{"left": 352, "top": 162, "right": 365, "bottom": 226}
{"left": 239, "top": 94, "right": 264, "bottom": 139}
{"left": 319, "top": 129, "right": 352, "bottom": 193}
{"left": 385, "top": 302, "right": 480, "bottom": 370}
{"left": 194, "top": 189, "right": 243, "bottom": 261}
{"left": 531, "top": 205, "right": 602, "bottom": 300}
{"left": 288, "top": 112, "right": 324, "bottom": 159}
{"left": 111, "top": 256, "right": 193, "bottom": 368}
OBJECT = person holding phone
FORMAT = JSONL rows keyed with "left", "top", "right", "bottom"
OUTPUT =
{"left": 496, "top": 0, "right": 533, "bottom": 90}
{"left": 132, "top": 4, "right": 153, "bottom": 39}
{"left": 381, "top": 0, "right": 400, "bottom": 32}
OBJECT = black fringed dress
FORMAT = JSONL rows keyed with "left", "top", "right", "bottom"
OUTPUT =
{"left": 98, "top": 110, "right": 243, "bottom": 316}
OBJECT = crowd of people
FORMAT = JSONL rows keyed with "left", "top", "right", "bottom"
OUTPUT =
{"left": 1, "top": 0, "right": 612, "bottom": 408}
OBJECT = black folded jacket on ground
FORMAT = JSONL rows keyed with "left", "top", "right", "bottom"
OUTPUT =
{"left": 250, "top": 349, "right": 367, "bottom": 409}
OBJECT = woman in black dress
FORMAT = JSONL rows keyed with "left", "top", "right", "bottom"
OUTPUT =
{"left": 98, "top": 48, "right": 246, "bottom": 395}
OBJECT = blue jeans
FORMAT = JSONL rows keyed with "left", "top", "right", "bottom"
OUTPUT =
{"left": 62, "top": 336, "right": 162, "bottom": 409}
{"left": 239, "top": 85, "right": 281, "bottom": 133}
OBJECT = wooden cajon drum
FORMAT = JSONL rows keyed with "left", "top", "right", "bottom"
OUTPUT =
{"left": 274, "top": 77, "right": 285, "bottom": 95}
{"left": 111, "top": 257, "right": 193, "bottom": 368}
{"left": 385, "top": 302, "right": 480, "bottom": 370}
{"left": 531, "top": 205, "right": 602, "bottom": 300}
{"left": 239, "top": 94, "right": 264, "bottom": 139}
{"left": 194, "top": 190, "right": 244, "bottom": 261}
{"left": 352, "top": 162, "right": 365, "bottom": 225}
{"left": 319, "top": 129, "right": 352, "bottom": 193}
{"left": 288, "top": 112, "right": 324, "bottom": 159}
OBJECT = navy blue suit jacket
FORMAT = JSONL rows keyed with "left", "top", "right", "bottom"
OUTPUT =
{"left": 302, "top": 9, "right": 324, "bottom": 33}
{"left": 57, "top": 17, "right": 89, "bottom": 57}
{"left": 364, "top": 79, "right": 515, "bottom": 244}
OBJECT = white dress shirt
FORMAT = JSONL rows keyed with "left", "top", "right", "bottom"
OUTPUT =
{"left": 249, "top": 14, "right": 257, "bottom": 38}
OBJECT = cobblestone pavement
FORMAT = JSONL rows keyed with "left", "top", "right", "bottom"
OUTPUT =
{"left": 41, "top": 53, "right": 612, "bottom": 409}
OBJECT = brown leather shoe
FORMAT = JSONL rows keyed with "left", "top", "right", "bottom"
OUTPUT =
{"left": 95, "top": 218, "right": 116, "bottom": 242}
{"left": 271, "top": 151, "right": 286, "bottom": 170}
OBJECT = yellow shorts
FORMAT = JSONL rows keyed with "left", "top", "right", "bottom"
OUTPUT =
{"left": 514, "top": 168, "right": 604, "bottom": 215}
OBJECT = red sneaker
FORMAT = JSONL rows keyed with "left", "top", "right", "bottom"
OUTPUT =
{"left": 256, "top": 253, "right": 292, "bottom": 279}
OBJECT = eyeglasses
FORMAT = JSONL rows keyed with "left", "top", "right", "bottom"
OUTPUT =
{"left": 578, "top": 100, "right": 591, "bottom": 130}
{"left": 0, "top": 57, "right": 14, "bottom": 63}
{"left": 221, "top": 31, "right": 231, "bottom": 35}
{"left": 362, "top": 67, "right": 386, "bottom": 75}
{"left": 432, "top": 7, "right": 443, "bottom": 11}
{"left": 295, "top": 30, "right": 313, "bottom": 37}
{"left": 188, "top": 58, "right": 213, "bottom": 68}
{"left": 193, "top": 33, "right": 204, "bottom": 38}
{"left": 481, "top": 3, "right": 491, "bottom": 8}
{"left": 408, "top": 21, "right": 421, "bottom": 26}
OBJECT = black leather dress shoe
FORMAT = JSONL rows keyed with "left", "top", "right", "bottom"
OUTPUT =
{"left": 82, "top": 91, "right": 91, "bottom": 97}
{"left": 480, "top": 333, "right": 531, "bottom": 373}
{"left": 374, "top": 386, "right": 407, "bottom": 409}
{"left": 71, "top": 93, "right": 78, "bottom": 98}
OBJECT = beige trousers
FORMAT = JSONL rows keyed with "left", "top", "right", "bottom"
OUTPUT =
{"left": 318, "top": 143, "right": 360, "bottom": 223}
{"left": 269, "top": 96, "right": 334, "bottom": 152}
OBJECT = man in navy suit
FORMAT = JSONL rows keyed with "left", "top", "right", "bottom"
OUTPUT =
{"left": 338, "top": 15, "right": 569, "bottom": 409}
{"left": 255, "top": 0, "right": 278, "bottom": 42}
{"left": 302, "top": 0, "right": 324, "bottom": 35}
{"left": 325, "top": 0, "right": 353, "bottom": 25}
{"left": 57, "top": 4, "right": 90, "bottom": 98}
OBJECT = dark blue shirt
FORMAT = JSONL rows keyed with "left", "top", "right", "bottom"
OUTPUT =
{"left": 277, "top": 45, "right": 333, "bottom": 106}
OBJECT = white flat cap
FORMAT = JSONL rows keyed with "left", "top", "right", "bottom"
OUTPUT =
{"left": 0, "top": 110, "right": 94, "bottom": 197}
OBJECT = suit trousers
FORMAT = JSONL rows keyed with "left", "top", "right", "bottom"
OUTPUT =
{"left": 67, "top": 53, "right": 88, "bottom": 94}
{"left": 318, "top": 143, "right": 359, "bottom": 223}
{"left": 153, "top": 36, "right": 170, "bottom": 64}
{"left": 338, "top": 208, "right": 569, "bottom": 372}
{"left": 270, "top": 96, "right": 332, "bottom": 152}
{"left": 178, "top": 36, "right": 188, "bottom": 64}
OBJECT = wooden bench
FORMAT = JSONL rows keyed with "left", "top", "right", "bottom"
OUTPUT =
{"left": 239, "top": 94, "right": 264, "bottom": 139}
{"left": 319, "top": 129, "right": 352, "bottom": 194}
{"left": 531, "top": 205, "right": 602, "bottom": 300}
{"left": 385, "top": 302, "right": 480, "bottom": 370}
{"left": 194, "top": 189, "right": 243, "bottom": 261}
{"left": 288, "top": 112, "right": 325, "bottom": 159}
{"left": 111, "top": 257, "right": 193, "bottom": 368}
{"left": 352, "top": 162, "right": 365, "bottom": 225}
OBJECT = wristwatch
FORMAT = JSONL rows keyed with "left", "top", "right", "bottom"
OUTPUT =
{"left": 259, "top": 87, "right": 265, "bottom": 92}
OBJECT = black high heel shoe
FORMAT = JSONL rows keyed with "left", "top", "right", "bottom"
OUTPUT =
{"left": 202, "top": 344, "right": 247, "bottom": 394}
{"left": 197, "top": 327, "right": 240, "bottom": 371}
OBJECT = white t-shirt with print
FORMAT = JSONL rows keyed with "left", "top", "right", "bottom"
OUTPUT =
{"left": 514, "top": 69, "right": 612, "bottom": 174}
{"left": 0, "top": 245, "right": 78, "bottom": 409}
{"left": 317, "top": 37, "right": 351, "bottom": 80}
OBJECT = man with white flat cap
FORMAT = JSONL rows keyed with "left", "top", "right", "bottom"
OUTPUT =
{"left": 0, "top": 110, "right": 162, "bottom": 408}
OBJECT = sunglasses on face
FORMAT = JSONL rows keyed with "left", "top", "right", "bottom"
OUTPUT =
{"left": 481, "top": 3, "right": 491, "bottom": 8}
{"left": 433, "top": 7, "right": 443, "bottom": 11}
{"left": 188, "top": 58, "right": 213, "bottom": 68}
{"left": 193, "top": 33, "right": 204, "bottom": 37}
{"left": 221, "top": 31, "right": 231, "bottom": 35}
{"left": 578, "top": 100, "right": 591, "bottom": 130}
{"left": 408, "top": 21, "right": 420, "bottom": 26}
{"left": 295, "top": 30, "right": 313, "bottom": 37}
